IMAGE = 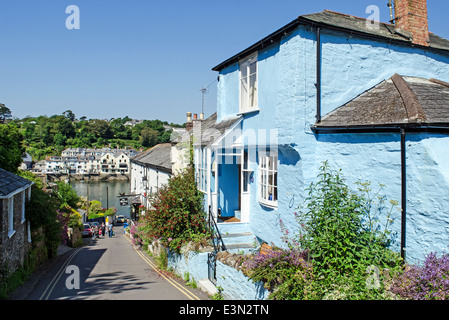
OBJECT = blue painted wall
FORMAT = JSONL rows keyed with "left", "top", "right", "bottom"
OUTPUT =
{"left": 212, "top": 23, "right": 449, "bottom": 263}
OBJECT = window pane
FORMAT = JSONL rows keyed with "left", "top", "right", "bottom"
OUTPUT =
{"left": 243, "top": 172, "right": 249, "bottom": 192}
{"left": 241, "top": 78, "right": 249, "bottom": 110}
{"left": 249, "top": 58, "right": 257, "bottom": 76}
{"left": 243, "top": 150, "right": 248, "bottom": 170}
{"left": 268, "top": 156, "right": 274, "bottom": 170}
{"left": 249, "top": 74, "right": 257, "bottom": 107}
{"left": 241, "top": 61, "right": 248, "bottom": 79}
{"left": 260, "top": 156, "right": 266, "bottom": 169}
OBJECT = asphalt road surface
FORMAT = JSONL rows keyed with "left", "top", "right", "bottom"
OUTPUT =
{"left": 14, "top": 225, "right": 210, "bottom": 300}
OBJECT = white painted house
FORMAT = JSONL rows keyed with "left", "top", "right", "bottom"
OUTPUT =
{"left": 130, "top": 143, "right": 172, "bottom": 209}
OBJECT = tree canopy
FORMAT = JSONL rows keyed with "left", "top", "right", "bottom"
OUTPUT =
{"left": 8, "top": 110, "right": 184, "bottom": 161}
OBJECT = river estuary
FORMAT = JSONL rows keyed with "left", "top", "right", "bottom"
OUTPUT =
{"left": 70, "top": 180, "right": 131, "bottom": 218}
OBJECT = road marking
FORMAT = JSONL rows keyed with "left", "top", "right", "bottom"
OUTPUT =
{"left": 39, "top": 247, "right": 83, "bottom": 300}
{"left": 125, "top": 236, "right": 201, "bottom": 300}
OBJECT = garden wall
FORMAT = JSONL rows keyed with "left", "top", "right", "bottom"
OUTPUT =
{"left": 167, "top": 248, "right": 268, "bottom": 300}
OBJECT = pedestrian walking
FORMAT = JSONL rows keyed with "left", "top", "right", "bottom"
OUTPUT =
{"left": 108, "top": 223, "right": 112, "bottom": 237}
{"left": 101, "top": 222, "right": 106, "bottom": 238}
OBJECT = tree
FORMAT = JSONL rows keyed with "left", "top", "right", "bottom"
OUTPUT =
{"left": 57, "top": 117, "right": 76, "bottom": 139}
{"left": 54, "top": 181, "right": 81, "bottom": 209}
{"left": 0, "top": 123, "right": 24, "bottom": 173}
{"left": 0, "top": 103, "right": 12, "bottom": 123}
{"left": 86, "top": 119, "right": 113, "bottom": 139}
{"left": 140, "top": 128, "right": 158, "bottom": 148}
{"left": 54, "top": 133, "right": 67, "bottom": 146}
{"left": 63, "top": 110, "right": 76, "bottom": 122}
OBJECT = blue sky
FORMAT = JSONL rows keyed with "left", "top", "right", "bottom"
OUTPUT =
{"left": 1, "top": 0, "right": 448, "bottom": 125}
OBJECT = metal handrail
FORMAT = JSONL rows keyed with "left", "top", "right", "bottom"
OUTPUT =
{"left": 208, "top": 206, "right": 226, "bottom": 252}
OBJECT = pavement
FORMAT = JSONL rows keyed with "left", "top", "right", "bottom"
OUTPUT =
{"left": 8, "top": 232, "right": 211, "bottom": 300}
{"left": 7, "top": 238, "right": 91, "bottom": 300}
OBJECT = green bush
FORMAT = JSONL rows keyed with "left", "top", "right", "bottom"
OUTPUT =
{"left": 244, "top": 162, "right": 403, "bottom": 300}
{"left": 139, "top": 166, "right": 210, "bottom": 252}
{"left": 296, "top": 162, "right": 403, "bottom": 299}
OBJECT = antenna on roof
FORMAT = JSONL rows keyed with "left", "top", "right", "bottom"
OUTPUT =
{"left": 387, "top": 0, "right": 394, "bottom": 24}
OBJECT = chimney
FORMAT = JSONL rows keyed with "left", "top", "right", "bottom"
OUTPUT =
{"left": 394, "top": 0, "right": 429, "bottom": 47}
{"left": 185, "top": 112, "right": 193, "bottom": 131}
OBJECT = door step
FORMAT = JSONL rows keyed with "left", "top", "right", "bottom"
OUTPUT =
{"left": 198, "top": 279, "right": 218, "bottom": 296}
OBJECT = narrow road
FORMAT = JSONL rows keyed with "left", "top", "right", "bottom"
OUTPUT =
{"left": 16, "top": 225, "right": 210, "bottom": 300}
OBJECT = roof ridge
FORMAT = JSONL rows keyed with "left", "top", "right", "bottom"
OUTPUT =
{"left": 322, "top": 9, "right": 390, "bottom": 26}
{"left": 429, "top": 78, "right": 449, "bottom": 88}
{"left": 391, "top": 73, "right": 427, "bottom": 123}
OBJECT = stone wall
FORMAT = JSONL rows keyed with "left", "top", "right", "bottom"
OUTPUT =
{"left": 0, "top": 192, "right": 31, "bottom": 273}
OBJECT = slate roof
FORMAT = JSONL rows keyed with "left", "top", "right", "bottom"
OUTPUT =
{"left": 213, "top": 10, "right": 449, "bottom": 72}
{"left": 192, "top": 112, "right": 242, "bottom": 148}
{"left": 313, "top": 74, "right": 449, "bottom": 132}
{"left": 130, "top": 143, "right": 172, "bottom": 174}
{"left": 0, "top": 168, "right": 33, "bottom": 198}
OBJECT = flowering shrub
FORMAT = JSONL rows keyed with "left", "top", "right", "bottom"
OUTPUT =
{"left": 245, "top": 162, "right": 404, "bottom": 300}
{"left": 391, "top": 251, "right": 449, "bottom": 300}
{"left": 139, "top": 166, "right": 210, "bottom": 252}
{"left": 129, "top": 223, "right": 143, "bottom": 246}
{"left": 243, "top": 247, "right": 314, "bottom": 300}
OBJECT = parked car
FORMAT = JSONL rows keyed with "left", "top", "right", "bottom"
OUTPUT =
{"left": 82, "top": 223, "right": 92, "bottom": 238}
{"left": 115, "top": 215, "right": 125, "bottom": 224}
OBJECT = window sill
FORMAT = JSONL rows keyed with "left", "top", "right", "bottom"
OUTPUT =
{"left": 258, "top": 198, "right": 278, "bottom": 209}
{"left": 8, "top": 230, "right": 16, "bottom": 238}
{"left": 237, "top": 108, "right": 260, "bottom": 116}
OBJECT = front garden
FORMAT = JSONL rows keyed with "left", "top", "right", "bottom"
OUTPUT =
{"left": 129, "top": 162, "right": 449, "bottom": 300}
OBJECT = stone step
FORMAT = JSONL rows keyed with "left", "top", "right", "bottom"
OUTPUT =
{"left": 198, "top": 279, "right": 218, "bottom": 296}
{"left": 224, "top": 243, "right": 256, "bottom": 250}
{"left": 221, "top": 232, "right": 253, "bottom": 238}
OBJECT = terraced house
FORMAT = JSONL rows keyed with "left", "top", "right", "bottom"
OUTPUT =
{"left": 193, "top": 0, "right": 449, "bottom": 264}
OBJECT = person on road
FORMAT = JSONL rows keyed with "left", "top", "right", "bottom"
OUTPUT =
{"left": 101, "top": 222, "right": 106, "bottom": 238}
{"left": 108, "top": 223, "right": 113, "bottom": 237}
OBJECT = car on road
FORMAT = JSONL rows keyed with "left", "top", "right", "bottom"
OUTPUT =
{"left": 115, "top": 215, "right": 125, "bottom": 224}
{"left": 82, "top": 223, "right": 93, "bottom": 237}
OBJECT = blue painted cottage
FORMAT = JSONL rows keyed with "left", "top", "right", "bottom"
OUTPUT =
{"left": 192, "top": 0, "right": 449, "bottom": 264}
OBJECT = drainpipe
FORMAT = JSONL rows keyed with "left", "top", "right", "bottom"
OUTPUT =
{"left": 315, "top": 27, "right": 322, "bottom": 123}
{"left": 400, "top": 128, "right": 406, "bottom": 261}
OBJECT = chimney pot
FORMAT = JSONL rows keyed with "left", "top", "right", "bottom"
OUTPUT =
{"left": 193, "top": 113, "right": 198, "bottom": 120}
{"left": 186, "top": 112, "right": 192, "bottom": 123}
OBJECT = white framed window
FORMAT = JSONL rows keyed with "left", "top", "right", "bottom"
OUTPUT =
{"left": 239, "top": 53, "right": 258, "bottom": 113}
{"left": 21, "top": 190, "right": 26, "bottom": 223}
{"left": 8, "top": 196, "right": 15, "bottom": 238}
{"left": 196, "top": 148, "right": 208, "bottom": 193}
{"left": 241, "top": 149, "right": 251, "bottom": 193}
{"left": 258, "top": 152, "right": 278, "bottom": 208}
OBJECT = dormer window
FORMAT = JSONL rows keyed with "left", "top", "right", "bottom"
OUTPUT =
{"left": 239, "top": 53, "right": 258, "bottom": 113}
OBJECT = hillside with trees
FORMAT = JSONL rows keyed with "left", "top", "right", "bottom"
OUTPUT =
{"left": 8, "top": 109, "right": 184, "bottom": 161}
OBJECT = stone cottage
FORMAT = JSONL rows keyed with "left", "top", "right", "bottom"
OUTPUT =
{"left": 0, "top": 168, "right": 34, "bottom": 273}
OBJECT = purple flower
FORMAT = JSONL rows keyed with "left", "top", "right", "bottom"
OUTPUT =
{"left": 391, "top": 251, "right": 449, "bottom": 300}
